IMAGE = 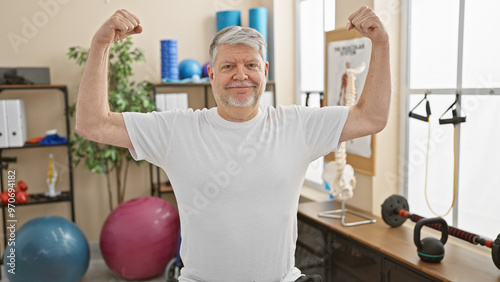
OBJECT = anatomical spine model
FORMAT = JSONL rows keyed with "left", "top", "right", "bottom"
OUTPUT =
{"left": 323, "top": 62, "right": 366, "bottom": 200}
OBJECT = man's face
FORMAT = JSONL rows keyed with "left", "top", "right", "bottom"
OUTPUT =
{"left": 208, "top": 44, "right": 268, "bottom": 110}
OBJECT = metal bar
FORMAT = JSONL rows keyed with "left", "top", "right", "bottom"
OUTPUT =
{"left": 149, "top": 164, "right": 154, "bottom": 196}
{"left": 156, "top": 166, "right": 161, "bottom": 197}
{"left": 407, "top": 89, "right": 458, "bottom": 94}
{"left": 294, "top": 0, "right": 303, "bottom": 106}
{"left": 0, "top": 149, "right": 7, "bottom": 254}
{"left": 401, "top": 0, "right": 411, "bottom": 197}
{"left": 452, "top": 0, "right": 466, "bottom": 227}
{"left": 62, "top": 86, "right": 75, "bottom": 222}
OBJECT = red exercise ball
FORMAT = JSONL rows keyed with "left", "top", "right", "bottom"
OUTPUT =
{"left": 17, "top": 181, "right": 28, "bottom": 191}
{"left": 1, "top": 192, "right": 9, "bottom": 205}
{"left": 100, "top": 196, "right": 179, "bottom": 280}
{"left": 16, "top": 191, "right": 29, "bottom": 204}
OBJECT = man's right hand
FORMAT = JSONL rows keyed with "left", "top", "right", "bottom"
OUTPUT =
{"left": 92, "top": 9, "right": 143, "bottom": 48}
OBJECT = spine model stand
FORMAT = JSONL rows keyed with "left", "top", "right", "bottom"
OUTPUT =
{"left": 319, "top": 62, "right": 375, "bottom": 226}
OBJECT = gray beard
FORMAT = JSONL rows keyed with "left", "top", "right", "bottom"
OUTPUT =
{"left": 220, "top": 91, "right": 259, "bottom": 107}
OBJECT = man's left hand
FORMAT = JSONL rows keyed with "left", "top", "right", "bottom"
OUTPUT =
{"left": 346, "top": 6, "right": 388, "bottom": 46}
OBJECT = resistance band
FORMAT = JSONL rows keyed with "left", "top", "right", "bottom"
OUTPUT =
{"left": 423, "top": 123, "right": 456, "bottom": 217}
{"left": 409, "top": 94, "right": 465, "bottom": 217}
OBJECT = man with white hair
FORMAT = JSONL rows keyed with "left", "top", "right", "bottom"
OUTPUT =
{"left": 76, "top": 6, "right": 390, "bottom": 282}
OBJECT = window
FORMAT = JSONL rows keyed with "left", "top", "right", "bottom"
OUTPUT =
{"left": 403, "top": 0, "right": 500, "bottom": 239}
{"left": 296, "top": 0, "right": 335, "bottom": 190}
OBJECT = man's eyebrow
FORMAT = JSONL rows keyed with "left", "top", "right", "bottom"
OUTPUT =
{"left": 243, "top": 57, "right": 261, "bottom": 63}
{"left": 218, "top": 57, "right": 261, "bottom": 66}
{"left": 220, "top": 59, "right": 236, "bottom": 64}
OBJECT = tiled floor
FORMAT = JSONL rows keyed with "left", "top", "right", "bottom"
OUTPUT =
{"left": 0, "top": 242, "right": 168, "bottom": 282}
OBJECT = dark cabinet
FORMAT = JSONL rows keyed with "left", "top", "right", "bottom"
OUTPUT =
{"left": 296, "top": 213, "right": 441, "bottom": 282}
{"left": 329, "top": 233, "right": 382, "bottom": 281}
{"left": 383, "top": 259, "right": 441, "bottom": 282}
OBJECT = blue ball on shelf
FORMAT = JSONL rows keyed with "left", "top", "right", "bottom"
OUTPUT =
{"left": 179, "top": 59, "right": 202, "bottom": 80}
{"left": 4, "top": 216, "right": 90, "bottom": 282}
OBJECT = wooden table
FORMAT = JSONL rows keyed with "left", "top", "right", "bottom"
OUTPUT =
{"left": 297, "top": 201, "right": 500, "bottom": 281}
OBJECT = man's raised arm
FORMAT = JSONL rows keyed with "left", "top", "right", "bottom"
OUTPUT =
{"left": 339, "top": 6, "right": 391, "bottom": 143}
{"left": 75, "top": 9, "right": 143, "bottom": 149}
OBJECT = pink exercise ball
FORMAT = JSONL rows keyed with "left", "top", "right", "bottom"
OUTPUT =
{"left": 100, "top": 196, "right": 179, "bottom": 280}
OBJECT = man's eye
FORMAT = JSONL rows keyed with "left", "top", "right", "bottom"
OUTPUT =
{"left": 222, "top": 65, "right": 232, "bottom": 70}
{"left": 247, "top": 64, "right": 257, "bottom": 68}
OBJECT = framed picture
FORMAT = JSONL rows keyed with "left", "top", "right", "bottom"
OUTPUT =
{"left": 324, "top": 28, "right": 376, "bottom": 176}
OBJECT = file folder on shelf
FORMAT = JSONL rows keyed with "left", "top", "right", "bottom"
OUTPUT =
{"left": 0, "top": 100, "right": 9, "bottom": 148}
{"left": 5, "top": 99, "right": 27, "bottom": 147}
{"left": 156, "top": 93, "right": 189, "bottom": 111}
{"left": 155, "top": 94, "right": 167, "bottom": 112}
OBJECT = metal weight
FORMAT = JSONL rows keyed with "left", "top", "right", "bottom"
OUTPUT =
{"left": 381, "top": 195, "right": 500, "bottom": 270}
{"left": 414, "top": 217, "right": 449, "bottom": 263}
{"left": 381, "top": 195, "right": 409, "bottom": 227}
{"left": 493, "top": 234, "right": 500, "bottom": 270}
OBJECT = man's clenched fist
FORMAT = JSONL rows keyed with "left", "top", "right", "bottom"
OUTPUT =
{"left": 92, "top": 9, "right": 142, "bottom": 48}
{"left": 346, "top": 6, "right": 388, "bottom": 46}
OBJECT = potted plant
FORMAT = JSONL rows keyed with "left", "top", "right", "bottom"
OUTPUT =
{"left": 67, "top": 37, "right": 156, "bottom": 211}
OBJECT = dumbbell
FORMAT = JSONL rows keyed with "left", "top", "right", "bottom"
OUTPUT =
{"left": 381, "top": 195, "right": 500, "bottom": 270}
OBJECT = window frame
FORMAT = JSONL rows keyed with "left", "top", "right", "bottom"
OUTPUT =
{"left": 400, "top": 0, "right": 500, "bottom": 226}
{"left": 295, "top": 0, "right": 335, "bottom": 191}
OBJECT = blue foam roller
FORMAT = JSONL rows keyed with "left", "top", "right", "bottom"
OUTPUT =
{"left": 161, "top": 39, "right": 177, "bottom": 45}
{"left": 160, "top": 39, "right": 179, "bottom": 80}
{"left": 161, "top": 62, "right": 179, "bottom": 67}
{"left": 162, "top": 69, "right": 178, "bottom": 75}
{"left": 161, "top": 50, "right": 177, "bottom": 56}
{"left": 249, "top": 7, "right": 268, "bottom": 42}
{"left": 162, "top": 54, "right": 177, "bottom": 60}
{"left": 162, "top": 58, "right": 179, "bottom": 62}
{"left": 216, "top": 10, "right": 241, "bottom": 31}
{"left": 161, "top": 46, "right": 177, "bottom": 50}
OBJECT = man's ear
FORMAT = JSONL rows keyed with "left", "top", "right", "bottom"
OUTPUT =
{"left": 264, "top": 61, "right": 269, "bottom": 79}
{"left": 208, "top": 64, "right": 214, "bottom": 82}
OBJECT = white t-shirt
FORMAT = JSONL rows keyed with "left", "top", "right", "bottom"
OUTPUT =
{"left": 123, "top": 105, "right": 348, "bottom": 282}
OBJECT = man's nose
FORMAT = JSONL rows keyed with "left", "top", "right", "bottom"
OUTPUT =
{"left": 232, "top": 64, "right": 248, "bottom": 80}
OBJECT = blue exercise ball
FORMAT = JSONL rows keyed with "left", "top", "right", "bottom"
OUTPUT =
{"left": 179, "top": 59, "right": 202, "bottom": 79}
{"left": 4, "top": 216, "right": 90, "bottom": 282}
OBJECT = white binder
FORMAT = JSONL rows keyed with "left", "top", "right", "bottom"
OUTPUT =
{"left": 5, "top": 99, "right": 27, "bottom": 147}
{"left": 176, "top": 93, "right": 188, "bottom": 110}
{"left": 0, "top": 100, "right": 9, "bottom": 148}
{"left": 155, "top": 94, "right": 167, "bottom": 111}
{"left": 156, "top": 93, "right": 189, "bottom": 111}
{"left": 165, "top": 94, "right": 177, "bottom": 111}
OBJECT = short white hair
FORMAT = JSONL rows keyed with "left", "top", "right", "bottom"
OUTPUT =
{"left": 209, "top": 26, "right": 267, "bottom": 66}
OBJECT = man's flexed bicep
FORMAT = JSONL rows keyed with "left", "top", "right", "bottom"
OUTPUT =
{"left": 75, "top": 10, "right": 143, "bottom": 149}
{"left": 76, "top": 112, "right": 133, "bottom": 149}
{"left": 339, "top": 6, "right": 391, "bottom": 143}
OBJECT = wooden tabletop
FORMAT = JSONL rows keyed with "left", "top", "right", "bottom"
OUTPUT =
{"left": 298, "top": 201, "right": 500, "bottom": 282}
